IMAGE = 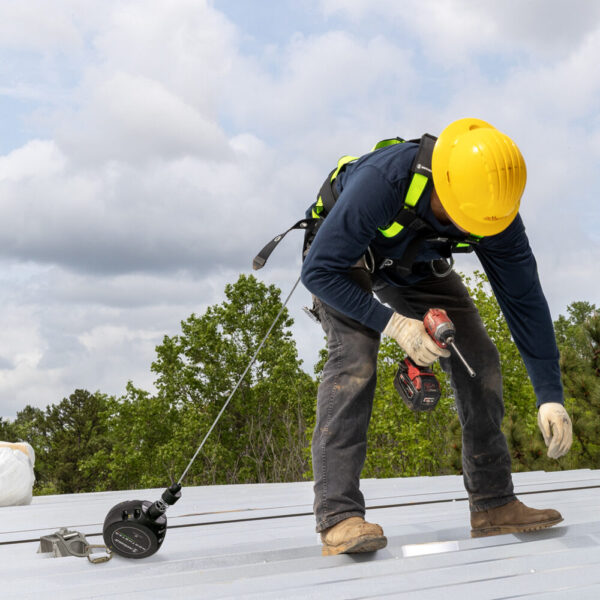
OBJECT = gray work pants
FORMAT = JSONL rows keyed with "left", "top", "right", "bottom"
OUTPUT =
{"left": 312, "top": 270, "right": 516, "bottom": 532}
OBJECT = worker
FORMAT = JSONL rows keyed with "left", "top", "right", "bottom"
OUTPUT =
{"left": 300, "top": 118, "right": 573, "bottom": 556}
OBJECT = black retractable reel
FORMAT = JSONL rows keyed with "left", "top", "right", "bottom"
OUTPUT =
{"left": 102, "top": 483, "right": 182, "bottom": 559}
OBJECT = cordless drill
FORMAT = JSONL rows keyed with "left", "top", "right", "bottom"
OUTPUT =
{"left": 394, "top": 308, "right": 476, "bottom": 412}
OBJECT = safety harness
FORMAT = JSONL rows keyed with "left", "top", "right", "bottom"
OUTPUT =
{"left": 252, "top": 134, "right": 483, "bottom": 274}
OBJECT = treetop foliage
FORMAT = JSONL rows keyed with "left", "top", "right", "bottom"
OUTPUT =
{"left": 2, "top": 272, "right": 598, "bottom": 494}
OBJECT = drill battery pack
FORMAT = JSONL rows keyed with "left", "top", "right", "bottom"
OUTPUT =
{"left": 394, "top": 358, "right": 441, "bottom": 412}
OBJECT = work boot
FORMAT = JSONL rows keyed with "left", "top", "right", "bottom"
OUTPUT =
{"left": 471, "top": 499, "right": 563, "bottom": 538}
{"left": 320, "top": 516, "right": 387, "bottom": 556}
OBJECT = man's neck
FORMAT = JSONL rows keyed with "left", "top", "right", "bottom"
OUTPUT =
{"left": 430, "top": 189, "right": 451, "bottom": 224}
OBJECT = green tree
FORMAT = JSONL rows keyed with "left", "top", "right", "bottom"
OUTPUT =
{"left": 0, "top": 417, "right": 14, "bottom": 440}
{"left": 42, "top": 389, "right": 113, "bottom": 493}
{"left": 358, "top": 270, "right": 556, "bottom": 479}
{"left": 309, "top": 322, "right": 457, "bottom": 480}
{"left": 556, "top": 302, "right": 599, "bottom": 469}
{"left": 555, "top": 301, "right": 597, "bottom": 359}
{"left": 10, "top": 273, "right": 593, "bottom": 495}
{"left": 462, "top": 271, "right": 553, "bottom": 472}
{"left": 101, "top": 382, "right": 181, "bottom": 489}
{"left": 363, "top": 336, "right": 457, "bottom": 478}
{"left": 107, "top": 274, "right": 317, "bottom": 488}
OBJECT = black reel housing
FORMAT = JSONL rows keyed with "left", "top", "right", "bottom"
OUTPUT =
{"left": 103, "top": 483, "right": 181, "bottom": 559}
{"left": 394, "top": 358, "right": 441, "bottom": 412}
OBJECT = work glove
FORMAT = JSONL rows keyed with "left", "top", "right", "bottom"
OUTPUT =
{"left": 537, "top": 402, "right": 573, "bottom": 459}
{"left": 383, "top": 312, "right": 450, "bottom": 366}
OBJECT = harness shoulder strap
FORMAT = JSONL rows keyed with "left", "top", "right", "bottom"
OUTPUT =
{"left": 313, "top": 137, "right": 409, "bottom": 220}
{"left": 378, "top": 133, "right": 437, "bottom": 238}
{"left": 371, "top": 137, "right": 404, "bottom": 151}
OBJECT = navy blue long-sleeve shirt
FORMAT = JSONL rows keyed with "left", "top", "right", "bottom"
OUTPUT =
{"left": 301, "top": 142, "right": 563, "bottom": 407}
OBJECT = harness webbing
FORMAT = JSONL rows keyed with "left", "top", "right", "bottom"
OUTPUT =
{"left": 252, "top": 217, "right": 318, "bottom": 271}
{"left": 252, "top": 133, "right": 481, "bottom": 272}
{"left": 377, "top": 133, "right": 437, "bottom": 238}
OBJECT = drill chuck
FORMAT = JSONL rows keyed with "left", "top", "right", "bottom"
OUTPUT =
{"left": 423, "top": 308, "right": 476, "bottom": 377}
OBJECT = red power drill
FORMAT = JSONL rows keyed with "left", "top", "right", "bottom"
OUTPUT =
{"left": 394, "top": 308, "right": 476, "bottom": 412}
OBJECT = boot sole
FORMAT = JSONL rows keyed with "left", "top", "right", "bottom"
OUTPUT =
{"left": 471, "top": 516, "right": 563, "bottom": 538}
{"left": 322, "top": 534, "right": 388, "bottom": 556}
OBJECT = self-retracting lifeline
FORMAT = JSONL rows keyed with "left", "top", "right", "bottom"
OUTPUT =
{"left": 101, "top": 276, "right": 303, "bottom": 559}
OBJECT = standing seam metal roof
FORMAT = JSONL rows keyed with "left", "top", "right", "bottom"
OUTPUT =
{"left": 1, "top": 469, "right": 599, "bottom": 599}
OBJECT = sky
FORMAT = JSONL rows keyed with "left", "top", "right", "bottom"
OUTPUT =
{"left": 1, "top": 0, "right": 599, "bottom": 419}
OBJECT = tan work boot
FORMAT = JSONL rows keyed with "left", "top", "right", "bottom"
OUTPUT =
{"left": 471, "top": 499, "right": 563, "bottom": 538}
{"left": 320, "top": 516, "right": 387, "bottom": 556}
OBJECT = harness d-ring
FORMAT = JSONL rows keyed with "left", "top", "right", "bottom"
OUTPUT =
{"left": 430, "top": 256, "right": 454, "bottom": 278}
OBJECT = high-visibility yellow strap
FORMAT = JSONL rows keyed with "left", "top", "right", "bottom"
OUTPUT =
{"left": 331, "top": 155, "right": 358, "bottom": 181}
{"left": 330, "top": 138, "right": 404, "bottom": 182}
{"left": 378, "top": 221, "right": 404, "bottom": 238}
{"left": 378, "top": 173, "right": 429, "bottom": 237}
{"left": 371, "top": 138, "right": 404, "bottom": 152}
{"left": 455, "top": 234, "right": 484, "bottom": 249}
{"left": 404, "top": 173, "right": 428, "bottom": 207}
{"left": 312, "top": 196, "right": 324, "bottom": 219}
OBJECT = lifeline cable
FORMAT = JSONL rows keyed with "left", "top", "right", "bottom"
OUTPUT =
{"left": 96, "top": 274, "right": 303, "bottom": 559}
{"left": 177, "top": 274, "right": 302, "bottom": 485}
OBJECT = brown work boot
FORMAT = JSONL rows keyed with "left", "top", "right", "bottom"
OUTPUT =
{"left": 320, "top": 516, "right": 387, "bottom": 556}
{"left": 471, "top": 499, "right": 563, "bottom": 538}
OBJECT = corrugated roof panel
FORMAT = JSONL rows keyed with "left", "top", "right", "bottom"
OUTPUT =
{"left": 1, "top": 469, "right": 599, "bottom": 599}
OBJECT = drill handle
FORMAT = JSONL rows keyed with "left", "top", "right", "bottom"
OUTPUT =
{"left": 423, "top": 308, "right": 455, "bottom": 348}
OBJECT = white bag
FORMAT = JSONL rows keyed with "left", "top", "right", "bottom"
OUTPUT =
{"left": 0, "top": 441, "right": 36, "bottom": 506}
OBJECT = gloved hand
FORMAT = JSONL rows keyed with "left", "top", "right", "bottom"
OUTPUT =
{"left": 383, "top": 312, "right": 450, "bottom": 366}
{"left": 537, "top": 402, "right": 573, "bottom": 459}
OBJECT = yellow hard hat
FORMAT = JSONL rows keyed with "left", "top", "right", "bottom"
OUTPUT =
{"left": 431, "top": 118, "right": 527, "bottom": 236}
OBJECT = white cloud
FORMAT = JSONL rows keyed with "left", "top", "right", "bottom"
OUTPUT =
{"left": 1, "top": 0, "right": 599, "bottom": 419}
{"left": 0, "top": 134, "right": 281, "bottom": 276}
{"left": 0, "top": 140, "right": 66, "bottom": 182}
{"left": 93, "top": 0, "right": 235, "bottom": 111}
{"left": 58, "top": 71, "right": 231, "bottom": 164}
{"left": 319, "top": 0, "right": 600, "bottom": 61}
{"left": 231, "top": 31, "right": 416, "bottom": 146}
{"left": 0, "top": 261, "right": 244, "bottom": 418}
{"left": 0, "top": 0, "right": 88, "bottom": 53}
